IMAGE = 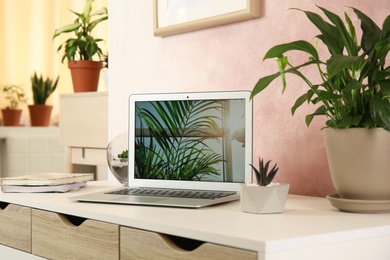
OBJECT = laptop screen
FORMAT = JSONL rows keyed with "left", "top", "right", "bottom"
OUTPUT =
{"left": 128, "top": 91, "right": 252, "bottom": 191}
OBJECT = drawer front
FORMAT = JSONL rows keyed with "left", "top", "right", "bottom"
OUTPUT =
{"left": 0, "top": 203, "right": 31, "bottom": 253}
{"left": 32, "top": 209, "right": 119, "bottom": 260}
{"left": 120, "top": 227, "right": 257, "bottom": 260}
{"left": 71, "top": 147, "right": 107, "bottom": 166}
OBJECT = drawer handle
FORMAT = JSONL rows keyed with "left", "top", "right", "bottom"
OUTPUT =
{"left": 59, "top": 213, "right": 87, "bottom": 227}
{"left": 162, "top": 234, "right": 204, "bottom": 252}
{"left": 0, "top": 201, "right": 9, "bottom": 210}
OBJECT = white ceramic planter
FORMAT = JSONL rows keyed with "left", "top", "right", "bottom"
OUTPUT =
{"left": 324, "top": 128, "right": 390, "bottom": 200}
{"left": 240, "top": 183, "right": 290, "bottom": 214}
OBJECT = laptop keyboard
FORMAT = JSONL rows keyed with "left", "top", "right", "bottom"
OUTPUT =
{"left": 106, "top": 187, "right": 237, "bottom": 200}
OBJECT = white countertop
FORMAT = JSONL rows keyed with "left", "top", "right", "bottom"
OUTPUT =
{"left": 1, "top": 181, "right": 390, "bottom": 259}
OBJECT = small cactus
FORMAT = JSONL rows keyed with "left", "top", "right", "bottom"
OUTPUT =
{"left": 250, "top": 157, "right": 279, "bottom": 186}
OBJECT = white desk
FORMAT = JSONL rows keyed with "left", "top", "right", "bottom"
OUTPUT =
{"left": 1, "top": 181, "right": 390, "bottom": 259}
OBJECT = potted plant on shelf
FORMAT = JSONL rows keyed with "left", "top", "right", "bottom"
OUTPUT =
{"left": 1, "top": 84, "right": 27, "bottom": 126}
{"left": 241, "top": 158, "right": 289, "bottom": 214}
{"left": 53, "top": 0, "right": 108, "bottom": 93}
{"left": 28, "top": 72, "right": 59, "bottom": 127}
{"left": 250, "top": 6, "right": 390, "bottom": 204}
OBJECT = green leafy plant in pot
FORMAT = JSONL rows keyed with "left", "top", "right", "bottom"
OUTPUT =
{"left": 28, "top": 72, "right": 59, "bottom": 127}
{"left": 53, "top": 0, "right": 108, "bottom": 93}
{"left": 250, "top": 6, "right": 390, "bottom": 203}
{"left": 241, "top": 158, "right": 289, "bottom": 214}
{"left": 1, "top": 84, "right": 27, "bottom": 126}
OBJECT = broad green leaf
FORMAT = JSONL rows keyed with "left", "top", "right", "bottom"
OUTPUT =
{"left": 316, "top": 90, "right": 341, "bottom": 101}
{"left": 53, "top": 22, "right": 80, "bottom": 38}
{"left": 305, "top": 105, "right": 326, "bottom": 126}
{"left": 296, "top": 8, "right": 344, "bottom": 54}
{"left": 88, "top": 16, "right": 108, "bottom": 32}
{"left": 352, "top": 7, "right": 381, "bottom": 53}
{"left": 91, "top": 7, "right": 108, "bottom": 16}
{"left": 371, "top": 96, "right": 390, "bottom": 131}
{"left": 317, "top": 6, "right": 358, "bottom": 55}
{"left": 345, "top": 12, "right": 358, "bottom": 49}
{"left": 291, "top": 92, "right": 309, "bottom": 115}
{"left": 83, "top": 0, "right": 94, "bottom": 19}
{"left": 263, "top": 40, "right": 318, "bottom": 60}
{"left": 250, "top": 72, "right": 280, "bottom": 99}
{"left": 327, "top": 55, "right": 366, "bottom": 79}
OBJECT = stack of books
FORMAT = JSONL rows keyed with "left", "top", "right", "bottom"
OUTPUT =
{"left": 0, "top": 173, "right": 94, "bottom": 193}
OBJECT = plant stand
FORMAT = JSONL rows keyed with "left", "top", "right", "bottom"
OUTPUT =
{"left": 240, "top": 183, "right": 289, "bottom": 214}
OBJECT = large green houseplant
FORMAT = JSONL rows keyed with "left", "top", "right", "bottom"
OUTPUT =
{"left": 28, "top": 72, "right": 59, "bottom": 126}
{"left": 53, "top": 0, "right": 108, "bottom": 92}
{"left": 251, "top": 6, "right": 390, "bottom": 204}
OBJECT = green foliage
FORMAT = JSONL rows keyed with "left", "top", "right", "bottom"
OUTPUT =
{"left": 251, "top": 6, "right": 390, "bottom": 131}
{"left": 1, "top": 84, "right": 27, "bottom": 109}
{"left": 31, "top": 72, "right": 59, "bottom": 105}
{"left": 250, "top": 158, "right": 279, "bottom": 186}
{"left": 135, "top": 100, "right": 225, "bottom": 181}
{"left": 117, "top": 150, "right": 128, "bottom": 159}
{"left": 53, "top": 0, "right": 108, "bottom": 62}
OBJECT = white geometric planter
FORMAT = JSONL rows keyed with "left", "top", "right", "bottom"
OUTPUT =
{"left": 240, "top": 183, "right": 290, "bottom": 214}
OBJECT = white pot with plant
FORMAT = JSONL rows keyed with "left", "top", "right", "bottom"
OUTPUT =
{"left": 53, "top": 0, "right": 108, "bottom": 93}
{"left": 241, "top": 158, "right": 289, "bottom": 214}
{"left": 1, "top": 84, "right": 27, "bottom": 126}
{"left": 250, "top": 6, "right": 390, "bottom": 212}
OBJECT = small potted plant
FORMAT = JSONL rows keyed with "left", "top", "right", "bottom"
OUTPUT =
{"left": 53, "top": 0, "right": 108, "bottom": 93}
{"left": 28, "top": 72, "right": 59, "bottom": 127}
{"left": 250, "top": 6, "right": 390, "bottom": 202}
{"left": 240, "top": 158, "right": 289, "bottom": 214}
{"left": 1, "top": 84, "right": 27, "bottom": 126}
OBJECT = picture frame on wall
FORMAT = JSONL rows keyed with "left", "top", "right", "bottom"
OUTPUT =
{"left": 153, "top": 0, "right": 262, "bottom": 37}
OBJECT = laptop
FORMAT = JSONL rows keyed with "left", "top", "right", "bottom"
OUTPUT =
{"left": 71, "top": 90, "right": 253, "bottom": 208}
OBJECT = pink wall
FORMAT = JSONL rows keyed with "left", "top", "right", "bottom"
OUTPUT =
{"left": 109, "top": 0, "right": 389, "bottom": 197}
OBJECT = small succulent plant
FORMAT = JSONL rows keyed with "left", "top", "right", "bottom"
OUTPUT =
{"left": 250, "top": 157, "right": 279, "bottom": 186}
{"left": 117, "top": 150, "right": 128, "bottom": 159}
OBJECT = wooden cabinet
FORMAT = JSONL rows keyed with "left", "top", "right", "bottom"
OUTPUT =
{"left": 0, "top": 205, "right": 256, "bottom": 260}
{"left": 1, "top": 181, "right": 390, "bottom": 260}
{"left": 59, "top": 92, "right": 108, "bottom": 179}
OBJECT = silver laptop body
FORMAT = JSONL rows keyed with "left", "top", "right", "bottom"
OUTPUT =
{"left": 71, "top": 90, "right": 253, "bottom": 208}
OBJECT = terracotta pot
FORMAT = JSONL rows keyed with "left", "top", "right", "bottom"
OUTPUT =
{"left": 28, "top": 105, "right": 52, "bottom": 126}
{"left": 324, "top": 128, "right": 390, "bottom": 200}
{"left": 1, "top": 109, "right": 22, "bottom": 126}
{"left": 68, "top": 60, "right": 102, "bottom": 93}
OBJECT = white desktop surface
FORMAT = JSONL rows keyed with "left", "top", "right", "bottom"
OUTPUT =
{"left": 1, "top": 180, "right": 390, "bottom": 259}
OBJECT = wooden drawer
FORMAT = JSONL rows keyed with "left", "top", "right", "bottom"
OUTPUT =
{"left": 32, "top": 209, "right": 119, "bottom": 260}
{"left": 60, "top": 92, "right": 108, "bottom": 148}
{"left": 71, "top": 147, "right": 107, "bottom": 166}
{"left": 0, "top": 202, "right": 31, "bottom": 253}
{"left": 120, "top": 227, "right": 257, "bottom": 260}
